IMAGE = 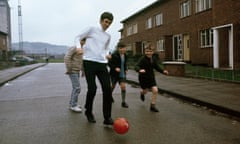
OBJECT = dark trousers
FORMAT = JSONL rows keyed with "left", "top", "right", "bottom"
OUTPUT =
{"left": 83, "top": 60, "right": 112, "bottom": 119}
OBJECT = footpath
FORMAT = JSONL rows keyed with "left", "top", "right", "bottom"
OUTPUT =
{"left": 0, "top": 63, "right": 240, "bottom": 118}
{"left": 127, "top": 70, "right": 240, "bottom": 118}
{"left": 0, "top": 63, "right": 46, "bottom": 86}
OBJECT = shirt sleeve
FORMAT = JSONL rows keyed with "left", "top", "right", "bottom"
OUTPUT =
{"left": 74, "top": 27, "right": 91, "bottom": 47}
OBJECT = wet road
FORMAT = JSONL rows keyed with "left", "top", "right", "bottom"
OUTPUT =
{"left": 0, "top": 63, "right": 240, "bottom": 144}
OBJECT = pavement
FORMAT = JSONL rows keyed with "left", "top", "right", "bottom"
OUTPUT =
{"left": 0, "top": 63, "right": 47, "bottom": 86}
{"left": 0, "top": 63, "right": 240, "bottom": 118}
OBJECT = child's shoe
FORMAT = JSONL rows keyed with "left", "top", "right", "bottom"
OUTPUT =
{"left": 70, "top": 105, "right": 82, "bottom": 112}
{"left": 121, "top": 102, "right": 129, "bottom": 108}
{"left": 150, "top": 104, "right": 159, "bottom": 112}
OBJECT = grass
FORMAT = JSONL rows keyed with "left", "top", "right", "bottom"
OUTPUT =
{"left": 0, "top": 62, "right": 15, "bottom": 70}
{"left": 184, "top": 64, "right": 240, "bottom": 82}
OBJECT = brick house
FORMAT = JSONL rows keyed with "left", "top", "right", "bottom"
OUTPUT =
{"left": 119, "top": 0, "right": 240, "bottom": 70}
{"left": 0, "top": 0, "right": 11, "bottom": 60}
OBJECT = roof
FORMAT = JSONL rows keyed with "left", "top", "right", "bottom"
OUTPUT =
{"left": 120, "top": 0, "right": 165, "bottom": 23}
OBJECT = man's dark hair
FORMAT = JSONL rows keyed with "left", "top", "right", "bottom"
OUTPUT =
{"left": 100, "top": 12, "right": 114, "bottom": 21}
{"left": 117, "top": 42, "right": 126, "bottom": 48}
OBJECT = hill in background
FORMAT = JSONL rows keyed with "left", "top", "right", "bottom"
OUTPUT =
{"left": 11, "top": 42, "right": 69, "bottom": 55}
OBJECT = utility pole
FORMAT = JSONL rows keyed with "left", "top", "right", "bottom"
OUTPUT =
{"left": 18, "top": 0, "right": 23, "bottom": 54}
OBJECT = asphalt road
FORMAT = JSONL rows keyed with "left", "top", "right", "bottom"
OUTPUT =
{"left": 0, "top": 63, "right": 240, "bottom": 144}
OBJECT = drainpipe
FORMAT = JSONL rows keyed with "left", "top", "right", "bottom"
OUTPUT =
{"left": 213, "top": 29, "right": 219, "bottom": 68}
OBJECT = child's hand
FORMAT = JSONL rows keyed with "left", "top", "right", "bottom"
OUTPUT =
{"left": 76, "top": 48, "right": 83, "bottom": 55}
{"left": 139, "top": 69, "right": 145, "bottom": 73}
{"left": 115, "top": 67, "right": 120, "bottom": 72}
{"left": 163, "top": 70, "right": 169, "bottom": 75}
{"left": 81, "top": 71, "right": 85, "bottom": 77}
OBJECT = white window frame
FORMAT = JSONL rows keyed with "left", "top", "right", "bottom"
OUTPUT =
{"left": 133, "top": 24, "right": 138, "bottom": 34}
{"left": 196, "top": 0, "right": 212, "bottom": 13}
{"left": 157, "top": 39, "right": 164, "bottom": 51}
{"left": 200, "top": 29, "right": 213, "bottom": 48}
{"left": 146, "top": 17, "right": 152, "bottom": 29}
{"left": 127, "top": 26, "right": 132, "bottom": 36}
{"left": 126, "top": 44, "right": 132, "bottom": 52}
{"left": 180, "top": 0, "right": 191, "bottom": 18}
{"left": 155, "top": 13, "right": 163, "bottom": 26}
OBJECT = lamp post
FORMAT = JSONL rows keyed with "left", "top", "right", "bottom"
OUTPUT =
{"left": 18, "top": 0, "right": 23, "bottom": 54}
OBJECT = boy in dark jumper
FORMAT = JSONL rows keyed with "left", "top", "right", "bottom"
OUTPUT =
{"left": 135, "top": 43, "right": 168, "bottom": 112}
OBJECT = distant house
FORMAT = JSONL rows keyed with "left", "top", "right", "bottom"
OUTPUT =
{"left": 0, "top": 0, "right": 11, "bottom": 60}
{"left": 119, "top": 0, "right": 240, "bottom": 70}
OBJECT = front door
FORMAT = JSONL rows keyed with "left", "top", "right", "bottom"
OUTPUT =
{"left": 173, "top": 35, "right": 183, "bottom": 61}
{"left": 183, "top": 34, "right": 190, "bottom": 61}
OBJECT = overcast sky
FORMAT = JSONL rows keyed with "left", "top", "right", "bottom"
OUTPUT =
{"left": 9, "top": 0, "right": 157, "bottom": 49}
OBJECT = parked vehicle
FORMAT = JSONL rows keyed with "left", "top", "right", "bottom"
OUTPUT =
{"left": 11, "top": 55, "right": 37, "bottom": 66}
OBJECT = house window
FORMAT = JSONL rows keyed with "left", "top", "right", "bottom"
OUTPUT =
{"left": 127, "top": 26, "right": 132, "bottom": 36}
{"left": 133, "top": 24, "right": 138, "bottom": 34}
{"left": 155, "top": 13, "right": 163, "bottom": 26}
{"left": 156, "top": 39, "right": 164, "bottom": 51}
{"left": 196, "top": 0, "right": 212, "bottom": 13}
{"left": 180, "top": 0, "right": 191, "bottom": 18}
{"left": 146, "top": 17, "right": 152, "bottom": 29}
{"left": 200, "top": 29, "right": 213, "bottom": 48}
{"left": 126, "top": 44, "right": 133, "bottom": 54}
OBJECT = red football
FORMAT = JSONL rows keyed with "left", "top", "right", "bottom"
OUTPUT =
{"left": 113, "top": 118, "right": 129, "bottom": 134}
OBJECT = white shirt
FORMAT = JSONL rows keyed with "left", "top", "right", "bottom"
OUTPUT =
{"left": 75, "top": 26, "right": 111, "bottom": 63}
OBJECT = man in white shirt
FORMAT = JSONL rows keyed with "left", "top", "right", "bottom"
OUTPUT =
{"left": 75, "top": 12, "right": 114, "bottom": 125}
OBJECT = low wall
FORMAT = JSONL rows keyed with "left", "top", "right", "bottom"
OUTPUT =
{"left": 163, "top": 61, "right": 186, "bottom": 76}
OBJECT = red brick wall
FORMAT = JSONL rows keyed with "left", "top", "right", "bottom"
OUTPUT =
{"left": 120, "top": 0, "right": 240, "bottom": 69}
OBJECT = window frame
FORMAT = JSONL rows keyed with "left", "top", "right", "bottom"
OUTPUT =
{"left": 146, "top": 17, "right": 152, "bottom": 29}
{"left": 156, "top": 39, "right": 165, "bottom": 52}
{"left": 127, "top": 26, "right": 132, "bottom": 36}
{"left": 155, "top": 13, "right": 163, "bottom": 26}
{"left": 195, "top": 0, "right": 212, "bottom": 13}
{"left": 180, "top": 0, "right": 191, "bottom": 18}
{"left": 133, "top": 23, "right": 138, "bottom": 34}
{"left": 200, "top": 29, "right": 213, "bottom": 48}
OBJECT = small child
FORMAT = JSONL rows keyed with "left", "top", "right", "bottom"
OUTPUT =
{"left": 64, "top": 38, "right": 85, "bottom": 112}
{"left": 109, "top": 42, "right": 129, "bottom": 108}
{"left": 135, "top": 43, "right": 168, "bottom": 112}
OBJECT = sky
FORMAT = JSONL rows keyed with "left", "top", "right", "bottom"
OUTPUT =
{"left": 9, "top": 0, "right": 157, "bottom": 49}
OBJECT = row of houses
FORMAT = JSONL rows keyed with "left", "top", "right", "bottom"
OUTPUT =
{"left": 119, "top": 0, "right": 240, "bottom": 70}
{"left": 0, "top": 0, "right": 11, "bottom": 61}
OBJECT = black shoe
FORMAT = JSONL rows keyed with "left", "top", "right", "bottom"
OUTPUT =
{"left": 85, "top": 112, "right": 96, "bottom": 123}
{"left": 103, "top": 118, "right": 114, "bottom": 125}
{"left": 150, "top": 106, "right": 159, "bottom": 112}
{"left": 140, "top": 93, "right": 145, "bottom": 101}
{"left": 121, "top": 102, "right": 129, "bottom": 108}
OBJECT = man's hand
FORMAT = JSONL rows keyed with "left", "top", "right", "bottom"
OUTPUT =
{"left": 106, "top": 54, "right": 112, "bottom": 60}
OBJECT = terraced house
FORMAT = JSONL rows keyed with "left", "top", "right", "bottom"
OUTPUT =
{"left": 119, "top": 0, "right": 240, "bottom": 70}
